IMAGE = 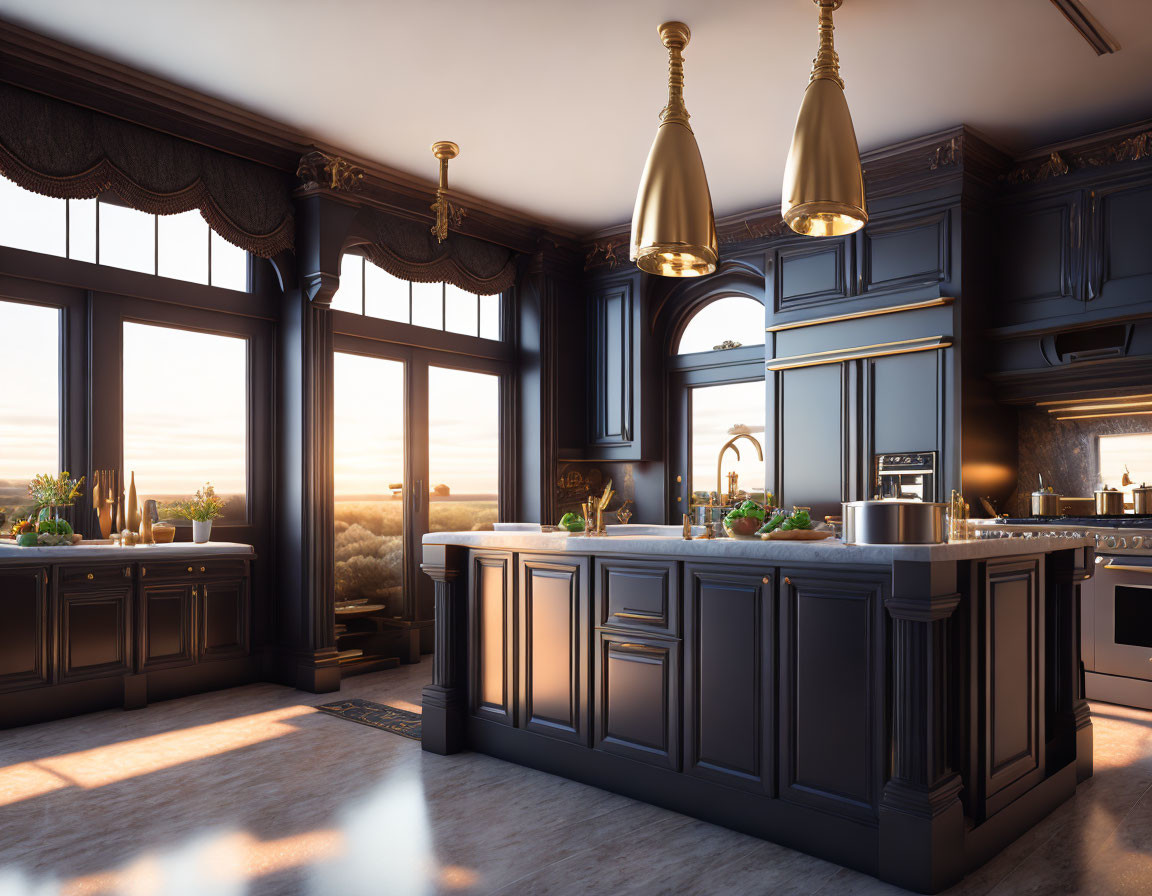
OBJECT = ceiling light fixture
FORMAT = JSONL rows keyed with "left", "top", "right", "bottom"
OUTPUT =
{"left": 781, "top": 0, "right": 867, "bottom": 238}
{"left": 630, "top": 21, "right": 717, "bottom": 278}
{"left": 430, "top": 141, "right": 459, "bottom": 243}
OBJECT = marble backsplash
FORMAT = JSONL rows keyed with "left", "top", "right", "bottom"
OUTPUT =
{"left": 1008, "top": 408, "right": 1152, "bottom": 516}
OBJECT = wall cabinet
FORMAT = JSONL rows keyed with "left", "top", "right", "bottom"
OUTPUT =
{"left": 0, "top": 568, "right": 49, "bottom": 692}
{"left": 518, "top": 554, "right": 590, "bottom": 745}
{"left": 683, "top": 565, "right": 774, "bottom": 793}
{"left": 996, "top": 172, "right": 1152, "bottom": 325}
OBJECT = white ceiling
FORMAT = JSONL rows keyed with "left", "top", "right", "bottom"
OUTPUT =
{"left": 2, "top": 0, "right": 1151, "bottom": 233}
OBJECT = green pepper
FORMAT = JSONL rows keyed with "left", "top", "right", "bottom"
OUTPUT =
{"left": 558, "top": 512, "right": 586, "bottom": 533}
{"left": 780, "top": 519, "right": 795, "bottom": 531}
{"left": 790, "top": 510, "right": 811, "bottom": 529}
{"left": 760, "top": 512, "right": 786, "bottom": 534}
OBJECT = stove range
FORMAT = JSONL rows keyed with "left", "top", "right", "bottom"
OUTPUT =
{"left": 972, "top": 515, "right": 1152, "bottom": 556}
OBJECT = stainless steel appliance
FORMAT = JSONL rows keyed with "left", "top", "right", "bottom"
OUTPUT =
{"left": 1134, "top": 485, "right": 1152, "bottom": 514}
{"left": 972, "top": 514, "right": 1152, "bottom": 709}
{"left": 842, "top": 500, "right": 946, "bottom": 545}
{"left": 874, "top": 451, "right": 936, "bottom": 502}
{"left": 1094, "top": 487, "right": 1125, "bottom": 516}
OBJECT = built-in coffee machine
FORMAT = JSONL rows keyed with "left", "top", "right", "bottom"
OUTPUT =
{"left": 874, "top": 451, "right": 937, "bottom": 502}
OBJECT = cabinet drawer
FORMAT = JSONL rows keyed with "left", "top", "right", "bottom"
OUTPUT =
{"left": 140, "top": 559, "right": 247, "bottom": 581}
{"left": 597, "top": 558, "right": 678, "bottom": 636}
{"left": 59, "top": 563, "right": 133, "bottom": 588}
{"left": 594, "top": 631, "right": 679, "bottom": 770}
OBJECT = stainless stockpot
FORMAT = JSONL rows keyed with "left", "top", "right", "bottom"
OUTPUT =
{"left": 842, "top": 500, "right": 947, "bottom": 545}
{"left": 1133, "top": 485, "right": 1152, "bottom": 515}
{"left": 1094, "top": 488, "right": 1125, "bottom": 516}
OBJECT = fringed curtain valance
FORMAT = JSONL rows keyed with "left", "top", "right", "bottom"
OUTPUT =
{"left": 360, "top": 208, "right": 517, "bottom": 296}
{"left": 0, "top": 83, "right": 294, "bottom": 258}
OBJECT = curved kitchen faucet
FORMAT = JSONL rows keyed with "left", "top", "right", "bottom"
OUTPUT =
{"left": 716, "top": 433, "right": 764, "bottom": 504}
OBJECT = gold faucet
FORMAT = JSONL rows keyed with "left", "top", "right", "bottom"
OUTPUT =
{"left": 716, "top": 433, "right": 764, "bottom": 505}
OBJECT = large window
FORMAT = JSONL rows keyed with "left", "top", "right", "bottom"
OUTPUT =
{"left": 1099, "top": 433, "right": 1152, "bottom": 504}
{"left": 0, "top": 176, "right": 248, "bottom": 290}
{"left": 0, "top": 299, "right": 61, "bottom": 529}
{"left": 331, "top": 253, "right": 501, "bottom": 340}
{"left": 122, "top": 322, "right": 248, "bottom": 523}
{"left": 677, "top": 296, "right": 765, "bottom": 355}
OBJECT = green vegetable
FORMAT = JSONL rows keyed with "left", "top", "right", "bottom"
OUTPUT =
{"left": 780, "top": 519, "right": 795, "bottom": 531}
{"left": 758, "top": 512, "right": 787, "bottom": 534}
{"left": 791, "top": 511, "right": 811, "bottom": 529}
{"left": 16, "top": 532, "right": 38, "bottom": 547}
{"left": 737, "top": 501, "right": 766, "bottom": 522}
{"left": 558, "top": 512, "right": 586, "bottom": 533}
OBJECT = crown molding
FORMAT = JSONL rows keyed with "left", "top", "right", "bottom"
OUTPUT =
{"left": 0, "top": 17, "right": 579, "bottom": 254}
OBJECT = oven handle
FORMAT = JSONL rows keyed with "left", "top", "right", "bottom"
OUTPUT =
{"left": 1103, "top": 561, "right": 1152, "bottom": 574}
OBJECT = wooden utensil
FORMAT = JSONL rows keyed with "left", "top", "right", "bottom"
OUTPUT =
{"left": 762, "top": 529, "right": 834, "bottom": 541}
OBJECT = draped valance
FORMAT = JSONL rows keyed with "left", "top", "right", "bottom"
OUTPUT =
{"left": 359, "top": 208, "right": 517, "bottom": 296}
{"left": 0, "top": 83, "right": 294, "bottom": 258}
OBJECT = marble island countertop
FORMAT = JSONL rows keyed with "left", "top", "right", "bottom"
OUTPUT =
{"left": 0, "top": 540, "right": 255, "bottom": 559}
{"left": 426, "top": 526, "right": 1092, "bottom": 564}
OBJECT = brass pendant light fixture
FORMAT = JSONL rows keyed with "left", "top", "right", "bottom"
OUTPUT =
{"left": 630, "top": 22, "right": 717, "bottom": 277}
{"left": 781, "top": 0, "right": 867, "bottom": 237}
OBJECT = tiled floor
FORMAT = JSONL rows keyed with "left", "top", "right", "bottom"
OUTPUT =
{"left": 2, "top": 661, "right": 1152, "bottom": 895}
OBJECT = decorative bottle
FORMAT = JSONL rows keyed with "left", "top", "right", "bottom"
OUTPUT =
{"left": 127, "top": 472, "right": 140, "bottom": 532}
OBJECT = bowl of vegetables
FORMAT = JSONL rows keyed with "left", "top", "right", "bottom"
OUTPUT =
{"left": 757, "top": 508, "right": 833, "bottom": 541}
{"left": 723, "top": 501, "right": 767, "bottom": 539}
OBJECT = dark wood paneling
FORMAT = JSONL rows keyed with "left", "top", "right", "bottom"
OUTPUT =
{"left": 683, "top": 565, "right": 774, "bottom": 793}
{"left": 774, "top": 239, "right": 853, "bottom": 313}
{"left": 138, "top": 583, "right": 194, "bottom": 671}
{"left": 200, "top": 579, "right": 249, "bottom": 660}
{"left": 58, "top": 588, "right": 132, "bottom": 682}
{"left": 468, "top": 550, "right": 516, "bottom": 726}
{"left": 860, "top": 207, "right": 952, "bottom": 297}
{"left": 593, "top": 631, "right": 679, "bottom": 769}
{"left": 597, "top": 558, "right": 678, "bottom": 637}
{"left": 588, "top": 275, "right": 634, "bottom": 450}
{"left": 0, "top": 568, "right": 50, "bottom": 692}
{"left": 778, "top": 363, "right": 847, "bottom": 516}
{"left": 518, "top": 555, "right": 590, "bottom": 745}
{"left": 981, "top": 558, "right": 1044, "bottom": 818}
{"left": 997, "top": 191, "right": 1083, "bottom": 320}
{"left": 780, "top": 570, "right": 886, "bottom": 822}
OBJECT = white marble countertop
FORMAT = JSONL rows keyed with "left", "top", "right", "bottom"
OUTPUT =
{"left": 425, "top": 529, "right": 1091, "bottom": 564}
{"left": 0, "top": 541, "right": 255, "bottom": 560}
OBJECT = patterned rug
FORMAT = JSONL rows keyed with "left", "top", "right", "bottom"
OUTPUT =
{"left": 314, "top": 698, "right": 422, "bottom": 740}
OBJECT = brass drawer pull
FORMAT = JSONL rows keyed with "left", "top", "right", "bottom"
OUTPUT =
{"left": 200, "top": 566, "right": 206, "bottom": 573}
{"left": 86, "top": 573, "right": 94, "bottom": 580}
{"left": 784, "top": 576, "right": 792, "bottom": 586}
{"left": 613, "top": 611, "right": 663, "bottom": 621}
{"left": 616, "top": 642, "right": 666, "bottom": 654}
{"left": 187, "top": 566, "right": 194, "bottom": 573}
{"left": 762, "top": 577, "right": 770, "bottom": 584}
{"left": 123, "top": 566, "right": 131, "bottom": 578}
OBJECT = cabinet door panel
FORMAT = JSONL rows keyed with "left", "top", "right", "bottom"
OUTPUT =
{"left": 981, "top": 559, "right": 1044, "bottom": 817}
{"left": 518, "top": 555, "right": 590, "bottom": 745}
{"left": 59, "top": 589, "right": 132, "bottom": 682}
{"left": 780, "top": 571, "right": 886, "bottom": 822}
{"left": 469, "top": 550, "right": 515, "bottom": 726}
{"left": 684, "top": 566, "right": 773, "bottom": 793}
{"left": 0, "top": 568, "right": 49, "bottom": 691}
{"left": 589, "top": 277, "right": 634, "bottom": 449}
{"left": 594, "top": 632, "right": 679, "bottom": 769}
{"left": 1092, "top": 180, "right": 1152, "bottom": 310}
{"left": 778, "top": 363, "right": 846, "bottom": 517}
{"left": 860, "top": 208, "right": 951, "bottom": 296}
{"left": 200, "top": 580, "right": 248, "bottom": 660}
{"left": 139, "top": 584, "right": 194, "bottom": 671}
{"left": 774, "top": 239, "right": 852, "bottom": 313}
{"left": 998, "top": 193, "right": 1082, "bottom": 321}
{"left": 597, "top": 558, "right": 678, "bottom": 636}
{"left": 869, "top": 351, "right": 940, "bottom": 471}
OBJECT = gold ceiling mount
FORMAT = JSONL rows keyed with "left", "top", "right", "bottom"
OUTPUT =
{"left": 630, "top": 21, "right": 718, "bottom": 278}
{"left": 781, "top": 0, "right": 867, "bottom": 238}
{"left": 430, "top": 140, "right": 459, "bottom": 243}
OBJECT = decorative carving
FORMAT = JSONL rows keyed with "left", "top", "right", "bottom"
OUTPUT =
{"left": 713, "top": 340, "right": 743, "bottom": 350}
{"left": 928, "top": 136, "right": 961, "bottom": 170}
{"left": 296, "top": 151, "right": 365, "bottom": 192}
{"left": 718, "top": 216, "right": 791, "bottom": 245}
{"left": 584, "top": 239, "right": 622, "bottom": 270}
{"left": 1004, "top": 130, "right": 1152, "bottom": 184}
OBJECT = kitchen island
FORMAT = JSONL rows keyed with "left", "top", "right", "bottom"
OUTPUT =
{"left": 421, "top": 529, "right": 1094, "bottom": 894}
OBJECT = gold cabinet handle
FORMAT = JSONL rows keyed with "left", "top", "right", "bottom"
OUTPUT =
{"left": 86, "top": 573, "right": 94, "bottom": 580}
{"left": 762, "top": 576, "right": 770, "bottom": 584}
{"left": 614, "top": 611, "right": 663, "bottom": 621}
{"left": 141, "top": 567, "right": 147, "bottom": 577}
{"left": 123, "top": 566, "right": 131, "bottom": 578}
{"left": 200, "top": 566, "right": 206, "bottom": 573}
{"left": 616, "top": 642, "right": 665, "bottom": 654}
{"left": 187, "top": 566, "right": 193, "bottom": 573}
{"left": 784, "top": 576, "right": 792, "bottom": 586}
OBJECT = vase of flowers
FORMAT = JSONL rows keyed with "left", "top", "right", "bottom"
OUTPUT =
{"left": 167, "top": 483, "right": 227, "bottom": 544}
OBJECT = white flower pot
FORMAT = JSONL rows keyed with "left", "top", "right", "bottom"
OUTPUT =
{"left": 192, "top": 519, "right": 212, "bottom": 544}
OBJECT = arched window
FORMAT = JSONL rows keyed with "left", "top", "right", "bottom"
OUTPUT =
{"left": 676, "top": 296, "right": 765, "bottom": 355}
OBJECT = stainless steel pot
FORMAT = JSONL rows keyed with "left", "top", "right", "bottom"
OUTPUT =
{"left": 842, "top": 500, "right": 946, "bottom": 545}
{"left": 1031, "top": 491, "right": 1062, "bottom": 516}
{"left": 1095, "top": 487, "right": 1125, "bottom": 516}
{"left": 1133, "top": 485, "right": 1152, "bottom": 515}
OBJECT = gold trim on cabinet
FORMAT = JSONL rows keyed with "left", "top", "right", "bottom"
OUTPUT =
{"left": 766, "top": 335, "right": 952, "bottom": 371}
{"left": 1047, "top": 400, "right": 1152, "bottom": 414}
{"left": 765, "top": 297, "right": 955, "bottom": 333}
{"left": 1055, "top": 410, "right": 1152, "bottom": 421}
{"left": 1040, "top": 392, "right": 1152, "bottom": 407}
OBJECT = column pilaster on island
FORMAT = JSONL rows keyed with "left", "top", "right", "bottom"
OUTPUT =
{"left": 879, "top": 560, "right": 966, "bottom": 894}
{"left": 421, "top": 543, "right": 468, "bottom": 755}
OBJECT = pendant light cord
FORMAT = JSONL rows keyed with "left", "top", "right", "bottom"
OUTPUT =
{"left": 810, "top": 1, "right": 844, "bottom": 88}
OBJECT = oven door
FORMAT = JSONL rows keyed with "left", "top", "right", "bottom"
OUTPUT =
{"left": 1093, "top": 556, "right": 1152, "bottom": 681}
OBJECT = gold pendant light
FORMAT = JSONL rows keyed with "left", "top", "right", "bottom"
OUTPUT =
{"left": 630, "top": 21, "right": 717, "bottom": 278}
{"left": 781, "top": 0, "right": 867, "bottom": 237}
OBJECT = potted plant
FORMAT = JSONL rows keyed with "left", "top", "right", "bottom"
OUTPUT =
{"left": 167, "top": 483, "right": 227, "bottom": 544}
{"left": 15, "top": 472, "right": 85, "bottom": 546}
